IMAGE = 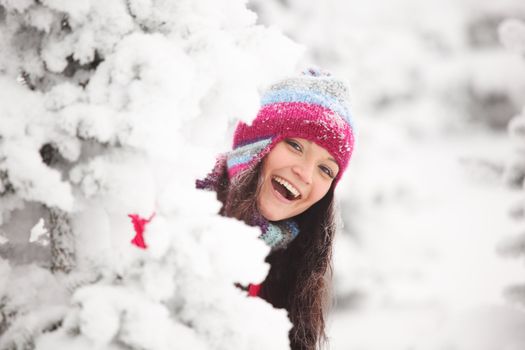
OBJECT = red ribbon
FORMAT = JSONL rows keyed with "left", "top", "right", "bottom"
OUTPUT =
{"left": 248, "top": 283, "right": 261, "bottom": 297}
{"left": 128, "top": 213, "right": 155, "bottom": 249}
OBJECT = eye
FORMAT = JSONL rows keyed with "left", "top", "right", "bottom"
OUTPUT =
{"left": 285, "top": 139, "right": 302, "bottom": 153}
{"left": 319, "top": 165, "right": 335, "bottom": 179}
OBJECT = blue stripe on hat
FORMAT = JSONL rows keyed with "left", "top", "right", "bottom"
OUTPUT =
{"left": 227, "top": 154, "right": 253, "bottom": 168}
{"left": 226, "top": 137, "right": 272, "bottom": 170}
{"left": 231, "top": 137, "right": 272, "bottom": 155}
{"left": 261, "top": 88, "right": 354, "bottom": 129}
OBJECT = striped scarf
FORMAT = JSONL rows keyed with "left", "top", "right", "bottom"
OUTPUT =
{"left": 251, "top": 211, "right": 300, "bottom": 251}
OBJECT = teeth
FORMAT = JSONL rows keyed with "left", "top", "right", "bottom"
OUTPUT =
{"left": 272, "top": 176, "right": 300, "bottom": 198}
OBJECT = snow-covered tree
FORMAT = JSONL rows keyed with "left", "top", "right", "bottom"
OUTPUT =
{"left": 498, "top": 18, "right": 525, "bottom": 307}
{"left": 0, "top": 0, "right": 305, "bottom": 349}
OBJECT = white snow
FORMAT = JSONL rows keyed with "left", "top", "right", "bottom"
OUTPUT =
{"left": 0, "top": 0, "right": 301, "bottom": 348}
{"left": 500, "top": 19, "right": 525, "bottom": 54}
{"left": 2, "top": 0, "right": 525, "bottom": 349}
{"left": 29, "top": 218, "right": 49, "bottom": 246}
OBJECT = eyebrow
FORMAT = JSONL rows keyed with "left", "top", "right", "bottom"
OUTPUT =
{"left": 297, "top": 139, "right": 339, "bottom": 168}
{"left": 327, "top": 158, "right": 339, "bottom": 167}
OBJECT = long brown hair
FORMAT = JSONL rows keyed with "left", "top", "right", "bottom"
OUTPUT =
{"left": 213, "top": 158, "right": 337, "bottom": 350}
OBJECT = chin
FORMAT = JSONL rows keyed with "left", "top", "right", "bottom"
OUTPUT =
{"left": 260, "top": 208, "right": 285, "bottom": 221}
{"left": 258, "top": 201, "right": 287, "bottom": 221}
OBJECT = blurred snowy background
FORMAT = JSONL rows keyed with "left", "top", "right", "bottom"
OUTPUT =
{"left": 247, "top": 0, "right": 525, "bottom": 348}
{"left": 1, "top": 0, "right": 525, "bottom": 349}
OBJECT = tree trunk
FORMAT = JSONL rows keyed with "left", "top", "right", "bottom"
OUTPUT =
{"left": 49, "top": 208, "right": 75, "bottom": 273}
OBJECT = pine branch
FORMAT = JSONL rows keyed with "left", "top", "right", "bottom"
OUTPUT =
{"left": 0, "top": 302, "right": 16, "bottom": 339}
{"left": 63, "top": 269, "right": 102, "bottom": 294}
{"left": 0, "top": 170, "right": 15, "bottom": 197}
{"left": 0, "top": 306, "right": 65, "bottom": 350}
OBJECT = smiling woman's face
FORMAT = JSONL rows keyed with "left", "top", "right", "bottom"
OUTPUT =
{"left": 256, "top": 137, "right": 339, "bottom": 221}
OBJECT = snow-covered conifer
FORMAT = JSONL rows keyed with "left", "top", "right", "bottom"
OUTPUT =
{"left": 0, "top": 0, "right": 304, "bottom": 348}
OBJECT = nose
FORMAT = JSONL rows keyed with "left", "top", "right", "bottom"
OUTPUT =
{"left": 292, "top": 161, "right": 315, "bottom": 185}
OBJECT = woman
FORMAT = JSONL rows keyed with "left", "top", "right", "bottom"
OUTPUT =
{"left": 196, "top": 68, "right": 355, "bottom": 350}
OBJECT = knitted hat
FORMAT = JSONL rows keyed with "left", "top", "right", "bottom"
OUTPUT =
{"left": 196, "top": 68, "right": 355, "bottom": 250}
{"left": 225, "top": 68, "right": 355, "bottom": 187}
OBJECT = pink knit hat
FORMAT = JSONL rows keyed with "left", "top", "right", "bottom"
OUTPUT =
{"left": 225, "top": 68, "right": 355, "bottom": 186}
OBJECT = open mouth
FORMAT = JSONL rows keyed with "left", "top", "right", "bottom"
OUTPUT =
{"left": 271, "top": 176, "right": 301, "bottom": 201}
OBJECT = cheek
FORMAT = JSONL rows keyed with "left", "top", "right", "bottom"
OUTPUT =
{"left": 307, "top": 182, "right": 331, "bottom": 205}
{"left": 256, "top": 177, "right": 286, "bottom": 221}
{"left": 264, "top": 144, "right": 293, "bottom": 171}
{"left": 257, "top": 176, "right": 272, "bottom": 207}
{"left": 257, "top": 179, "right": 267, "bottom": 203}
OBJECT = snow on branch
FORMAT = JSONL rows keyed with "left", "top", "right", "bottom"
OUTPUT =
{"left": 0, "top": 0, "right": 303, "bottom": 348}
